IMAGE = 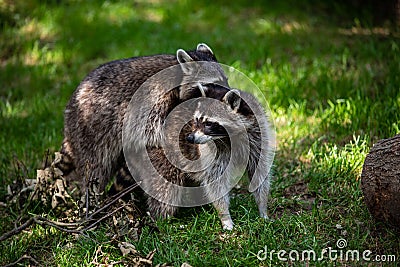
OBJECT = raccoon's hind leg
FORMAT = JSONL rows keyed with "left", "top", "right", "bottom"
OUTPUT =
{"left": 140, "top": 148, "right": 187, "bottom": 220}
{"left": 70, "top": 143, "right": 116, "bottom": 209}
{"left": 247, "top": 157, "right": 271, "bottom": 219}
{"left": 146, "top": 197, "right": 178, "bottom": 219}
{"left": 55, "top": 138, "right": 83, "bottom": 189}
{"left": 144, "top": 178, "right": 180, "bottom": 219}
{"left": 252, "top": 179, "right": 270, "bottom": 219}
{"left": 57, "top": 138, "right": 76, "bottom": 175}
{"left": 112, "top": 159, "right": 136, "bottom": 192}
{"left": 58, "top": 137, "right": 107, "bottom": 209}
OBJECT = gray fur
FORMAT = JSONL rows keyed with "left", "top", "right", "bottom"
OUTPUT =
{"left": 59, "top": 44, "right": 228, "bottom": 200}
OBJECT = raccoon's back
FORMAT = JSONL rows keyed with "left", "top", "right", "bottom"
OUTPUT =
{"left": 62, "top": 55, "right": 180, "bottom": 162}
{"left": 75, "top": 54, "right": 178, "bottom": 101}
{"left": 64, "top": 54, "right": 179, "bottom": 133}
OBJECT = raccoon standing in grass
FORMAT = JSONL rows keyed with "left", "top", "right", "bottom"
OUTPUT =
{"left": 185, "top": 88, "right": 274, "bottom": 230}
{"left": 58, "top": 44, "right": 229, "bottom": 205}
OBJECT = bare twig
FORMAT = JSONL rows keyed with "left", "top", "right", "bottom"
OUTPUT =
{"left": 33, "top": 216, "right": 83, "bottom": 234}
{"left": 3, "top": 254, "right": 39, "bottom": 267}
{"left": 87, "top": 183, "right": 138, "bottom": 220}
{"left": 0, "top": 217, "right": 34, "bottom": 242}
{"left": 0, "top": 215, "right": 86, "bottom": 242}
{"left": 0, "top": 209, "right": 124, "bottom": 242}
{"left": 83, "top": 204, "right": 127, "bottom": 231}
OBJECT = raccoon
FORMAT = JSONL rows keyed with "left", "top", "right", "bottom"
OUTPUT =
{"left": 126, "top": 84, "right": 274, "bottom": 230}
{"left": 58, "top": 44, "right": 229, "bottom": 203}
{"left": 187, "top": 88, "right": 274, "bottom": 230}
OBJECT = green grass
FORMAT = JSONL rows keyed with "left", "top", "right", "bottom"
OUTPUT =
{"left": 1, "top": 0, "right": 399, "bottom": 266}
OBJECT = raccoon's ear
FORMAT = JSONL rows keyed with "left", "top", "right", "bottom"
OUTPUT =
{"left": 223, "top": 89, "right": 241, "bottom": 111}
{"left": 196, "top": 43, "right": 214, "bottom": 55}
{"left": 176, "top": 49, "right": 194, "bottom": 75}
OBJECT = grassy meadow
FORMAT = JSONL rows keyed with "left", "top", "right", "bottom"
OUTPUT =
{"left": 1, "top": 0, "right": 399, "bottom": 266}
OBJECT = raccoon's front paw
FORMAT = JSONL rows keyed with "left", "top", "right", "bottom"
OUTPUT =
{"left": 259, "top": 210, "right": 269, "bottom": 219}
{"left": 259, "top": 213, "right": 275, "bottom": 222}
{"left": 221, "top": 218, "right": 234, "bottom": 230}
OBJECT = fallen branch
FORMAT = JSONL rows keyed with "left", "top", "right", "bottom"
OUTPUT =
{"left": 87, "top": 183, "right": 139, "bottom": 220}
{"left": 83, "top": 204, "right": 128, "bottom": 231}
{"left": 0, "top": 218, "right": 34, "bottom": 242}
{"left": 0, "top": 183, "right": 140, "bottom": 242}
{"left": 34, "top": 216, "right": 83, "bottom": 233}
{"left": 2, "top": 254, "right": 39, "bottom": 267}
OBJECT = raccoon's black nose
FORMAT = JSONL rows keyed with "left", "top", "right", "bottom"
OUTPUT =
{"left": 186, "top": 134, "right": 195, "bottom": 143}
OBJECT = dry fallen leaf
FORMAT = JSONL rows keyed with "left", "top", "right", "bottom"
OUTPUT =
{"left": 34, "top": 164, "right": 71, "bottom": 209}
{"left": 118, "top": 241, "right": 137, "bottom": 256}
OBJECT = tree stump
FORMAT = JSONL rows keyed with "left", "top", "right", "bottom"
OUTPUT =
{"left": 361, "top": 134, "right": 400, "bottom": 229}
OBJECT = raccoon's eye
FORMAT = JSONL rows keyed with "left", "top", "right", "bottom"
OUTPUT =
{"left": 204, "top": 121, "right": 213, "bottom": 128}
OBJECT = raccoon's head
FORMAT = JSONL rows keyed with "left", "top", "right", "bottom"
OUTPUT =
{"left": 176, "top": 43, "right": 229, "bottom": 100}
{"left": 186, "top": 89, "right": 253, "bottom": 144}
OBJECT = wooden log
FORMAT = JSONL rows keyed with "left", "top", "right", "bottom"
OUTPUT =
{"left": 361, "top": 134, "right": 400, "bottom": 228}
